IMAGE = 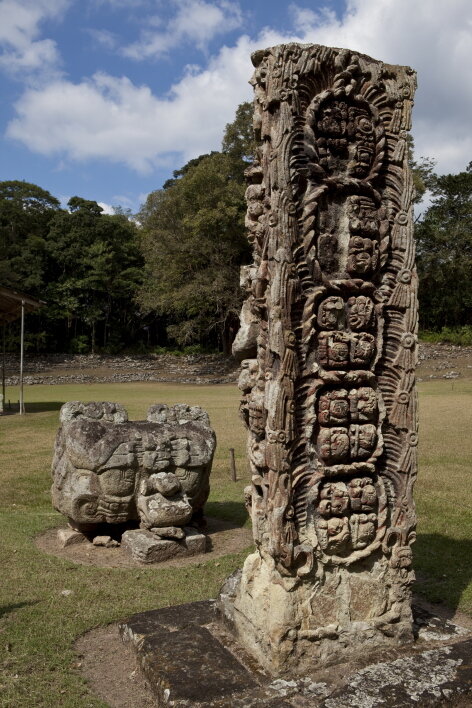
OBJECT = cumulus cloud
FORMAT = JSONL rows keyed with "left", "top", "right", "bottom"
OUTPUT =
{"left": 0, "top": 0, "right": 69, "bottom": 79}
{"left": 5, "top": 0, "right": 472, "bottom": 175}
{"left": 290, "top": 0, "right": 472, "bottom": 171}
{"left": 122, "top": 0, "right": 243, "bottom": 59}
{"left": 6, "top": 44, "right": 254, "bottom": 172}
{"left": 97, "top": 201, "right": 115, "bottom": 214}
{"left": 289, "top": 3, "right": 337, "bottom": 34}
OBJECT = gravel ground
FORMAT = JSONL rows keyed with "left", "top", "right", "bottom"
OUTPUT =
{"left": 2, "top": 342, "right": 472, "bottom": 386}
{"left": 2, "top": 352, "right": 240, "bottom": 386}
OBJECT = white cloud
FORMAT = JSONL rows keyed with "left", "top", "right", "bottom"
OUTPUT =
{"left": 122, "top": 0, "right": 243, "bottom": 59}
{"left": 0, "top": 0, "right": 69, "bottom": 79}
{"left": 5, "top": 0, "right": 472, "bottom": 176}
{"left": 87, "top": 28, "right": 119, "bottom": 51}
{"left": 6, "top": 40, "right": 256, "bottom": 172}
{"left": 289, "top": 3, "right": 337, "bottom": 34}
{"left": 97, "top": 201, "right": 115, "bottom": 214}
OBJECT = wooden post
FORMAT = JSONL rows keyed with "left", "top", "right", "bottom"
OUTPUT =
{"left": 19, "top": 300, "right": 25, "bottom": 415}
{"left": 229, "top": 448, "right": 237, "bottom": 482}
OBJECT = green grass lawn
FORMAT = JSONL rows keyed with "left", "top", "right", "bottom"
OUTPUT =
{"left": 1, "top": 379, "right": 471, "bottom": 706}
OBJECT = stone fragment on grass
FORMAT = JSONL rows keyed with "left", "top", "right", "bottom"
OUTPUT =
{"left": 57, "top": 528, "right": 88, "bottom": 548}
{"left": 93, "top": 535, "right": 112, "bottom": 547}
{"left": 122, "top": 528, "right": 206, "bottom": 564}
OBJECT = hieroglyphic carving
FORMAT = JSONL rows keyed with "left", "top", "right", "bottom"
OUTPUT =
{"left": 224, "top": 43, "right": 418, "bottom": 674}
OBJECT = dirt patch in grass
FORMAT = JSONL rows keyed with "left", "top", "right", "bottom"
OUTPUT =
{"left": 35, "top": 516, "right": 253, "bottom": 569}
{"left": 75, "top": 623, "right": 156, "bottom": 708}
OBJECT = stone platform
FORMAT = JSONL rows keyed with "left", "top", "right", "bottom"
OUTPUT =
{"left": 119, "top": 600, "right": 472, "bottom": 707}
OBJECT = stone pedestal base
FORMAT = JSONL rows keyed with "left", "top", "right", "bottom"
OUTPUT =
{"left": 218, "top": 551, "right": 415, "bottom": 676}
{"left": 121, "top": 527, "right": 207, "bottom": 563}
{"left": 119, "top": 599, "right": 472, "bottom": 707}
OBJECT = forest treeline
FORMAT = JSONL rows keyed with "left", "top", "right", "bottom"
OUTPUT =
{"left": 1, "top": 103, "right": 471, "bottom": 354}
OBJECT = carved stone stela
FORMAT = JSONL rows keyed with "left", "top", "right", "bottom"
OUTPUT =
{"left": 222, "top": 44, "right": 418, "bottom": 674}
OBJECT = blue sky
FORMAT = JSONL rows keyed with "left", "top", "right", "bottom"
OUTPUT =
{"left": 0, "top": 0, "right": 471, "bottom": 214}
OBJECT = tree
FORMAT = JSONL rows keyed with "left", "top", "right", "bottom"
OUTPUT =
{"left": 45, "top": 197, "right": 143, "bottom": 352}
{"left": 222, "top": 101, "right": 257, "bottom": 164}
{"left": 415, "top": 163, "right": 472, "bottom": 329}
{"left": 162, "top": 152, "right": 219, "bottom": 190}
{"left": 405, "top": 136, "right": 436, "bottom": 207}
{"left": 138, "top": 151, "right": 250, "bottom": 352}
{"left": 0, "top": 180, "right": 61, "bottom": 292}
{"left": 138, "top": 101, "right": 259, "bottom": 353}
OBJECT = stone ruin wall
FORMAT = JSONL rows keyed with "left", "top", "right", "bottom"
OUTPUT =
{"left": 225, "top": 43, "right": 418, "bottom": 674}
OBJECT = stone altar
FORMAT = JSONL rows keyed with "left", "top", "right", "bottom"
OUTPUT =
{"left": 52, "top": 401, "right": 215, "bottom": 559}
{"left": 220, "top": 43, "right": 419, "bottom": 675}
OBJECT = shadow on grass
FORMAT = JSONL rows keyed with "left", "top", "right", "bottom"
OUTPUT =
{"left": 0, "top": 601, "right": 37, "bottom": 619}
{"left": 414, "top": 533, "right": 472, "bottom": 614}
{"left": 2, "top": 401, "right": 64, "bottom": 415}
{"left": 26, "top": 401, "right": 65, "bottom": 414}
{"left": 205, "top": 501, "right": 248, "bottom": 528}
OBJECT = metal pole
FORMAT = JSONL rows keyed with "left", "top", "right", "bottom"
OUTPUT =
{"left": 2, "top": 323, "right": 5, "bottom": 409}
{"left": 19, "top": 300, "right": 25, "bottom": 415}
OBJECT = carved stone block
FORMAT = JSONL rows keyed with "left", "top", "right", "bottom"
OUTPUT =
{"left": 222, "top": 43, "right": 418, "bottom": 675}
{"left": 51, "top": 401, "right": 216, "bottom": 550}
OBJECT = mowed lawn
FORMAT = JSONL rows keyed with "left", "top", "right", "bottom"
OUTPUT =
{"left": 0, "top": 379, "right": 471, "bottom": 706}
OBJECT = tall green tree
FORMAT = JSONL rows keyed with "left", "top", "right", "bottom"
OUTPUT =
{"left": 137, "top": 102, "right": 258, "bottom": 353}
{"left": 0, "top": 180, "right": 61, "bottom": 292}
{"left": 45, "top": 197, "right": 143, "bottom": 352}
{"left": 222, "top": 101, "right": 257, "bottom": 166}
{"left": 405, "top": 136, "right": 436, "bottom": 207}
{"left": 416, "top": 163, "right": 472, "bottom": 329}
{"left": 138, "top": 151, "right": 250, "bottom": 352}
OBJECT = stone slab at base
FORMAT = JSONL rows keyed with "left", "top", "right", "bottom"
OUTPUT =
{"left": 57, "top": 528, "right": 89, "bottom": 548}
{"left": 121, "top": 527, "right": 207, "bottom": 563}
{"left": 119, "top": 600, "right": 472, "bottom": 707}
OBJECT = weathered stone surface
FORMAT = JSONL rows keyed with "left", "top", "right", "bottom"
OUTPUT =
{"left": 51, "top": 401, "right": 216, "bottom": 533}
{"left": 232, "top": 267, "right": 259, "bottom": 361}
{"left": 92, "top": 535, "right": 113, "bottom": 547}
{"left": 120, "top": 600, "right": 259, "bottom": 706}
{"left": 150, "top": 525, "right": 186, "bottom": 539}
{"left": 119, "top": 600, "right": 472, "bottom": 706}
{"left": 57, "top": 528, "right": 88, "bottom": 548}
{"left": 223, "top": 43, "right": 419, "bottom": 675}
{"left": 184, "top": 527, "right": 207, "bottom": 554}
{"left": 147, "top": 402, "right": 211, "bottom": 428}
{"left": 121, "top": 527, "right": 206, "bottom": 564}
